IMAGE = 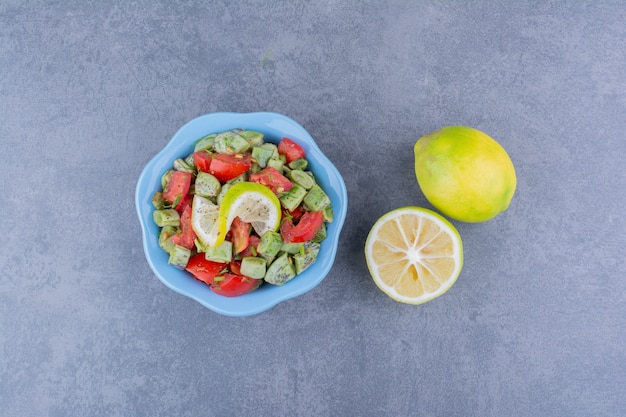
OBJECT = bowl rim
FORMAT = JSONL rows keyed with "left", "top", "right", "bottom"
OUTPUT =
{"left": 135, "top": 112, "right": 348, "bottom": 316}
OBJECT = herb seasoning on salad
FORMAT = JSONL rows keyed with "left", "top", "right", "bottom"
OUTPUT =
{"left": 151, "top": 129, "right": 333, "bottom": 297}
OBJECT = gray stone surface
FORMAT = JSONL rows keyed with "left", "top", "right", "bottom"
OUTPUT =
{"left": 1, "top": 1, "right": 625, "bottom": 416}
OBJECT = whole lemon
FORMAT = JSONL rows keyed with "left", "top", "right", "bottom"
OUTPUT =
{"left": 414, "top": 126, "right": 516, "bottom": 222}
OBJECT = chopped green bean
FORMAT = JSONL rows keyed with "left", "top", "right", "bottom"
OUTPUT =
{"left": 266, "top": 157, "right": 284, "bottom": 173}
{"left": 241, "top": 256, "right": 267, "bottom": 279}
{"left": 152, "top": 192, "right": 166, "bottom": 209}
{"left": 173, "top": 158, "right": 195, "bottom": 173}
{"left": 257, "top": 231, "right": 283, "bottom": 258}
{"left": 161, "top": 169, "right": 173, "bottom": 189}
{"left": 153, "top": 209, "right": 180, "bottom": 227}
{"left": 238, "top": 130, "right": 264, "bottom": 147}
{"left": 168, "top": 245, "right": 191, "bottom": 269}
{"left": 288, "top": 158, "right": 308, "bottom": 170}
{"left": 303, "top": 184, "right": 330, "bottom": 212}
{"left": 280, "top": 241, "right": 305, "bottom": 254}
{"left": 251, "top": 146, "right": 274, "bottom": 168}
{"left": 159, "top": 226, "right": 177, "bottom": 253}
{"left": 280, "top": 185, "right": 307, "bottom": 211}
{"left": 205, "top": 241, "right": 233, "bottom": 263}
{"left": 194, "top": 133, "right": 216, "bottom": 152}
{"left": 287, "top": 169, "right": 315, "bottom": 189}
{"left": 184, "top": 152, "right": 195, "bottom": 168}
{"left": 213, "top": 131, "right": 250, "bottom": 154}
{"left": 194, "top": 172, "right": 221, "bottom": 198}
{"left": 264, "top": 253, "right": 296, "bottom": 285}
{"left": 322, "top": 206, "right": 334, "bottom": 223}
{"left": 293, "top": 242, "right": 320, "bottom": 274}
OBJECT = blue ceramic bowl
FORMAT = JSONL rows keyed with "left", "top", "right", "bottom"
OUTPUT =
{"left": 136, "top": 112, "right": 348, "bottom": 316}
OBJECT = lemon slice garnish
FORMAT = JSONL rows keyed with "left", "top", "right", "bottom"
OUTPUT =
{"left": 365, "top": 207, "right": 463, "bottom": 305}
{"left": 214, "top": 182, "right": 282, "bottom": 247}
{"left": 191, "top": 195, "right": 220, "bottom": 247}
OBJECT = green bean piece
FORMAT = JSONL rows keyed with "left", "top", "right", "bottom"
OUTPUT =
{"left": 238, "top": 130, "right": 264, "bottom": 147}
{"left": 288, "top": 158, "right": 308, "bottom": 170}
{"left": 184, "top": 152, "right": 196, "bottom": 169}
{"left": 152, "top": 192, "right": 166, "bottom": 209}
{"left": 280, "top": 241, "right": 305, "bottom": 254}
{"left": 213, "top": 131, "right": 250, "bottom": 154}
{"left": 264, "top": 253, "right": 296, "bottom": 286}
{"left": 303, "top": 184, "right": 330, "bottom": 212}
{"left": 194, "top": 133, "right": 217, "bottom": 152}
{"left": 279, "top": 185, "right": 307, "bottom": 211}
{"left": 153, "top": 209, "right": 180, "bottom": 227}
{"left": 241, "top": 256, "right": 267, "bottom": 279}
{"left": 251, "top": 146, "right": 274, "bottom": 168}
{"left": 249, "top": 161, "right": 261, "bottom": 175}
{"left": 287, "top": 169, "right": 315, "bottom": 190}
{"left": 227, "top": 172, "right": 248, "bottom": 184}
{"left": 322, "top": 206, "right": 334, "bottom": 223}
{"left": 194, "top": 238, "right": 208, "bottom": 253}
{"left": 168, "top": 245, "right": 191, "bottom": 269}
{"left": 173, "top": 158, "right": 195, "bottom": 174}
{"left": 159, "top": 226, "right": 177, "bottom": 253}
{"left": 205, "top": 241, "right": 233, "bottom": 263}
{"left": 195, "top": 172, "right": 221, "bottom": 198}
{"left": 266, "top": 157, "right": 284, "bottom": 173}
{"left": 161, "top": 169, "right": 173, "bottom": 189}
{"left": 293, "top": 242, "right": 321, "bottom": 274}
{"left": 257, "top": 231, "right": 283, "bottom": 257}
{"left": 312, "top": 222, "right": 327, "bottom": 243}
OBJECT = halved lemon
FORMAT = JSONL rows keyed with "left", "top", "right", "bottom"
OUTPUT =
{"left": 191, "top": 195, "right": 220, "bottom": 247}
{"left": 215, "top": 182, "right": 282, "bottom": 247}
{"left": 365, "top": 206, "right": 463, "bottom": 305}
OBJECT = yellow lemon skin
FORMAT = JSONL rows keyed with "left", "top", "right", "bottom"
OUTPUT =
{"left": 414, "top": 126, "right": 516, "bottom": 223}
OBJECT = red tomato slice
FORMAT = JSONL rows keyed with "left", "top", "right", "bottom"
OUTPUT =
{"left": 185, "top": 254, "right": 226, "bottom": 286}
{"left": 175, "top": 192, "right": 192, "bottom": 214}
{"left": 163, "top": 171, "right": 192, "bottom": 206}
{"left": 280, "top": 211, "right": 323, "bottom": 243}
{"left": 193, "top": 151, "right": 212, "bottom": 172}
{"left": 231, "top": 217, "right": 251, "bottom": 254}
{"left": 250, "top": 167, "right": 293, "bottom": 194}
{"left": 278, "top": 137, "right": 305, "bottom": 163}
{"left": 170, "top": 205, "right": 196, "bottom": 250}
{"left": 240, "top": 235, "right": 261, "bottom": 258}
{"left": 211, "top": 274, "right": 261, "bottom": 297}
{"left": 229, "top": 260, "right": 242, "bottom": 275}
{"left": 282, "top": 205, "right": 304, "bottom": 223}
{"left": 209, "top": 153, "right": 252, "bottom": 182}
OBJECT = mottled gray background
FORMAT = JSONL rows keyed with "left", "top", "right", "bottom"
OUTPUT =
{"left": 1, "top": 1, "right": 625, "bottom": 416}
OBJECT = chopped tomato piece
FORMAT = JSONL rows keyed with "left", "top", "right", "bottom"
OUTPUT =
{"left": 231, "top": 217, "right": 251, "bottom": 254}
{"left": 209, "top": 153, "right": 252, "bottom": 182}
{"left": 169, "top": 205, "right": 196, "bottom": 250}
{"left": 185, "top": 254, "right": 226, "bottom": 286}
{"left": 280, "top": 210, "right": 323, "bottom": 243}
{"left": 229, "top": 260, "right": 242, "bottom": 275}
{"left": 250, "top": 167, "right": 293, "bottom": 194}
{"left": 211, "top": 274, "right": 261, "bottom": 297}
{"left": 278, "top": 137, "right": 305, "bottom": 163}
{"left": 163, "top": 171, "right": 192, "bottom": 206}
{"left": 240, "top": 235, "right": 261, "bottom": 258}
{"left": 193, "top": 151, "right": 212, "bottom": 172}
{"left": 283, "top": 205, "right": 304, "bottom": 223}
{"left": 174, "top": 192, "right": 192, "bottom": 214}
